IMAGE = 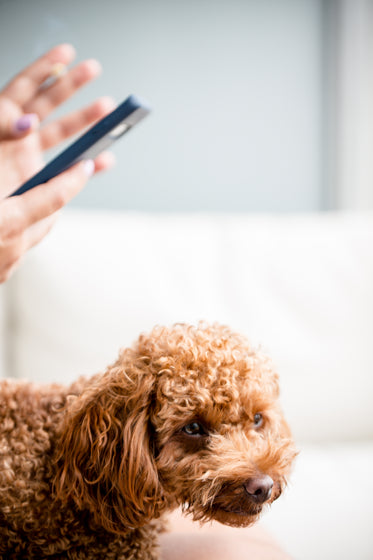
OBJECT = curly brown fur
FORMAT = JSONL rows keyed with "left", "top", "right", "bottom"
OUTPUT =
{"left": 0, "top": 323, "right": 296, "bottom": 559}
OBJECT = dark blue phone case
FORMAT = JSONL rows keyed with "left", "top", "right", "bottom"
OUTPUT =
{"left": 10, "top": 94, "right": 150, "bottom": 197}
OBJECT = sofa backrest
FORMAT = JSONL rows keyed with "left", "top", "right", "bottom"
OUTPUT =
{"left": 3, "top": 210, "right": 373, "bottom": 444}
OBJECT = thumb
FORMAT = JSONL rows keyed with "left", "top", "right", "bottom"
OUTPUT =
{"left": 0, "top": 113, "right": 40, "bottom": 141}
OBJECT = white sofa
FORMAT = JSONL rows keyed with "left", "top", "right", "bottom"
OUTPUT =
{"left": 1, "top": 210, "right": 373, "bottom": 560}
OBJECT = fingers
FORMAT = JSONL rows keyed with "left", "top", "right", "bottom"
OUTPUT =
{"left": 1, "top": 160, "right": 93, "bottom": 232}
{"left": 1, "top": 43, "right": 102, "bottom": 123}
{"left": 40, "top": 96, "right": 116, "bottom": 150}
{"left": 24, "top": 58, "right": 102, "bottom": 120}
{"left": 0, "top": 44, "right": 104, "bottom": 145}
{"left": 1, "top": 44, "right": 76, "bottom": 107}
{"left": 19, "top": 160, "right": 95, "bottom": 227}
{"left": 0, "top": 160, "right": 94, "bottom": 283}
{"left": 0, "top": 97, "right": 39, "bottom": 141}
{"left": 94, "top": 151, "right": 116, "bottom": 173}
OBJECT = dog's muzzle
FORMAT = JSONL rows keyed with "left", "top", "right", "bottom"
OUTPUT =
{"left": 244, "top": 474, "right": 273, "bottom": 504}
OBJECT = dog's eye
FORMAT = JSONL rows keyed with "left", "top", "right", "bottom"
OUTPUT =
{"left": 253, "top": 413, "right": 263, "bottom": 428}
{"left": 182, "top": 422, "right": 206, "bottom": 436}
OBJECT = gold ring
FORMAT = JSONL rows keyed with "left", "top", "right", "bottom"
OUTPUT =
{"left": 40, "top": 63, "right": 67, "bottom": 91}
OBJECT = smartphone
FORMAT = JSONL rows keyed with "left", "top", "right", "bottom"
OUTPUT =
{"left": 10, "top": 94, "right": 150, "bottom": 197}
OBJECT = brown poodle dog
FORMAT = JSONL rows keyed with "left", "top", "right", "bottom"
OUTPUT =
{"left": 0, "top": 323, "right": 296, "bottom": 559}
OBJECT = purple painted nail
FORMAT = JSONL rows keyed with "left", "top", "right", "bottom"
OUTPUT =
{"left": 14, "top": 114, "right": 37, "bottom": 133}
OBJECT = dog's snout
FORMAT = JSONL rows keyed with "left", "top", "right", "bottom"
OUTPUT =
{"left": 244, "top": 475, "right": 273, "bottom": 504}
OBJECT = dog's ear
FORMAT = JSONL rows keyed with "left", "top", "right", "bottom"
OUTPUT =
{"left": 54, "top": 352, "right": 165, "bottom": 534}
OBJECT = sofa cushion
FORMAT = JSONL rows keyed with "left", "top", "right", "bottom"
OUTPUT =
{"left": 261, "top": 442, "right": 373, "bottom": 560}
{"left": 6, "top": 210, "right": 373, "bottom": 442}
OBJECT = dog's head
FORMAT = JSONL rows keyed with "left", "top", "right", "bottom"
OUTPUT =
{"left": 55, "top": 323, "right": 296, "bottom": 534}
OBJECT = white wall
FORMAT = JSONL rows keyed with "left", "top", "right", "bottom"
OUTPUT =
{"left": 0, "top": 0, "right": 324, "bottom": 212}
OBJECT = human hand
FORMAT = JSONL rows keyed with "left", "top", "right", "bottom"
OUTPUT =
{"left": 0, "top": 160, "right": 95, "bottom": 282}
{"left": 0, "top": 44, "right": 116, "bottom": 282}
{"left": 0, "top": 43, "right": 115, "bottom": 197}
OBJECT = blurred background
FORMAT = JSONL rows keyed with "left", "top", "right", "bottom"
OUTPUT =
{"left": 1, "top": 0, "right": 373, "bottom": 213}
{"left": 1, "top": 3, "right": 373, "bottom": 559}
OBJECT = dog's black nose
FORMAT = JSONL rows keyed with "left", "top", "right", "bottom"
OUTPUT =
{"left": 244, "top": 475, "right": 273, "bottom": 504}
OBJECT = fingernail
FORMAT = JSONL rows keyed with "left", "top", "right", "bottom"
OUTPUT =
{"left": 83, "top": 159, "right": 95, "bottom": 177}
{"left": 13, "top": 113, "right": 38, "bottom": 134}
